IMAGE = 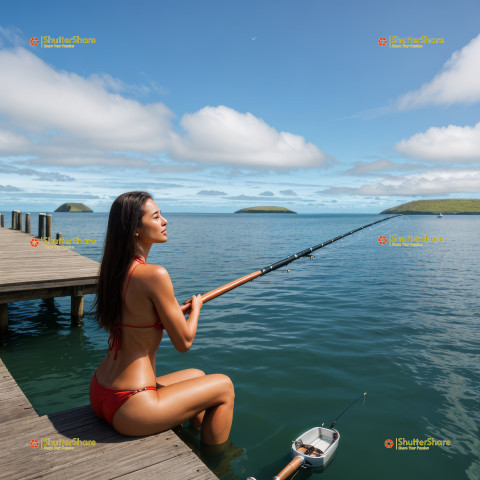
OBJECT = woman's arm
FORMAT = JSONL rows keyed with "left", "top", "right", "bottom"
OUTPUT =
{"left": 148, "top": 266, "right": 203, "bottom": 353}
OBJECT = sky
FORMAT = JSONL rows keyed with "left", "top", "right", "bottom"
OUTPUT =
{"left": 0, "top": 0, "right": 479, "bottom": 213}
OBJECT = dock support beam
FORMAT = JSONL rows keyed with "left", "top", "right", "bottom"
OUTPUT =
{"left": 0, "top": 304, "right": 7, "bottom": 340}
{"left": 71, "top": 289, "right": 84, "bottom": 326}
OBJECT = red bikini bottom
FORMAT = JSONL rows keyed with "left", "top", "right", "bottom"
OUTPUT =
{"left": 89, "top": 371, "right": 158, "bottom": 425}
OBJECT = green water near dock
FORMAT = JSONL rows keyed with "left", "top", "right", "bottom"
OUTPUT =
{"left": 1, "top": 213, "right": 479, "bottom": 480}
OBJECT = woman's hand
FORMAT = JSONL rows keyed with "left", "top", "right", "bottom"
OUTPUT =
{"left": 189, "top": 294, "right": 203, "bottom": 313}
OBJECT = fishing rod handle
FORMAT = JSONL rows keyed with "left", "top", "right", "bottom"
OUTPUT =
{"left": 180, "top": 270, "right": 263, "bottom": 313}
{"left": 273, "top": 455, "right": 304, "bottom": 480}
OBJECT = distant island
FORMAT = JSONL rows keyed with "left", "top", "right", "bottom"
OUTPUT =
{"left": 234, "top": 206, "right": 297, "bottom": 214}
{"left": 381, "top": 199, "right": 480, "bottom": 215}
{"left": 55, "top": 203, "right": 93, "bottom": 212}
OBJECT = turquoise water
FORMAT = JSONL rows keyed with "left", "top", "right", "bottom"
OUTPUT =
{"left": 1, "top": 213, "right": 479, "bottom": 480}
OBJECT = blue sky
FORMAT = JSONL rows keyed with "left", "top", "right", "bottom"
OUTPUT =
{"left": 1, "top": 0, "right": 479, "bottom": 213}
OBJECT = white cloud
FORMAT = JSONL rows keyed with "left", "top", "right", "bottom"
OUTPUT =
{"left": 0, "top": 129, "right": 31, "bottom": 152}
{"left": 279, "top": 189, "right": 297, "bottom": 196}
{"left": 196, "top": 190, "right": 226, "bottom": 196}
{"left": 170, "top": 106, "right": 327, "bottom": 169}
{"left": 320, "top": 168, "right": 480, "bottom": 196}
{"left": 0, "top": 47, "right": 326, "bottom": 171}
{"left": 0, "top": 48, "right": 174, "bottom": 152}
{"left": 0, "top": 26, "right": 23, "bottom": 48}
{"left": 344, "top": 159, "right": 435, "bottom": 175}
{"left": 395, "top": 122, "right": 480, "bottom": 163}
{"left": 396, "top": 33, "right": 480, "bottom": 109}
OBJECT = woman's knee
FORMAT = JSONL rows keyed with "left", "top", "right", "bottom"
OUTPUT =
{"left": 187, "top": 368, "right": 206, "bottom": 378}
{"left": 213, "top": 374, "right": 235, "bottom": 402}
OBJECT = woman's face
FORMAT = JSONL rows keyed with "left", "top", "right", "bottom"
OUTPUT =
{"left": 136, "top": 199, "right": 167, "bottom": 244}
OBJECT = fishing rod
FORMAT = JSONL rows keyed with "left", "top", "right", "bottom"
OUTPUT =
{"left": 180, "top": 214, "right": 401, "bottom": 312}
{"left": 325, "top": 392, "right": 367, "bottom": 429}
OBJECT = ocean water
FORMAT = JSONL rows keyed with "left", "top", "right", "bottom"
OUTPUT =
{"left": 1, "top": 212, "right": 479, "bottom": 480}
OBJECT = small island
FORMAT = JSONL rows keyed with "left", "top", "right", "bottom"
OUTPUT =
{"left": 234, "top": 206, "right": 297, "bottom": 214}
{"left": 380, "top": 199, "right": 480, "bottom": 215}
{"left": 55, "top": 203, "right": 93, "bottom": 213}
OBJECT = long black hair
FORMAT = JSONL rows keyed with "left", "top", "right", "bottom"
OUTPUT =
{"left": 94, "top": 191, "right": 152, "bottom": 332}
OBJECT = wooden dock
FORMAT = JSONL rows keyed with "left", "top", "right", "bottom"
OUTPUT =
{"left": 0, "top": 227, "right": 99, "bottom": 337}
{"left": 0, "top": 358, "right": 217, "bottom": 479}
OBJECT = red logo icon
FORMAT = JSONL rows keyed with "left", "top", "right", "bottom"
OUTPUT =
{"left": 30, "top": 439, "right": 39, "bottom": 448}
{"left": 30, "top": 238, "right": 39, "bottom": 247}
{"left": 378, "top": 236, "right": 387, "bottom": 245}
{"left": 30, "top": 37, "right": 39, "bottom": 46}
{"left": 384, "top": 439, "right": 394, "bottom": 448}
{"left": 378, "top": 37, "right": 387, "bottom": 46}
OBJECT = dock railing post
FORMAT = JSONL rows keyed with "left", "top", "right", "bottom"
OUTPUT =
{"left": 46, "top": 214, "right": 52, "bottom": 240}
{"left": 38, "top": 213, "right": 46, "bottom": 239}
{"left": 11, "top": 211, "right": 16, "bottom": 230}
{"left": 25, "top": 213, "right": 31, "bottom": 234}
{"left": 18, "top": 211, "right": 22, "bottom": 232}
{"left": 0, "top": 213, "right": 4, "bottom": 227}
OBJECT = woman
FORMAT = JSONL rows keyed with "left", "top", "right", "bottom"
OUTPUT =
{"left": 90, "top": 191, "right": 234, "bottom": 445}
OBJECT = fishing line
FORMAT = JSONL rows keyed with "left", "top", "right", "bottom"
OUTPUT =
{"left": 182, "top": 214, "right": 404, "bottom": 315}
{"left": 324, "top": 392, "right": 367, "bottom": 430}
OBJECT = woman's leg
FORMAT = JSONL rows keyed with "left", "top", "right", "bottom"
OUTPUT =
{"left": 113, "top": 373, "right": 234, "bottom": 445}
{"left": 156, "top": 368, "right": 206, "bottom": 429}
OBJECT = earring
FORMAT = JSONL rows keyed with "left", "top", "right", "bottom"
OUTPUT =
{"left": 135, "top": 233, "right": 139, "bottom": 237}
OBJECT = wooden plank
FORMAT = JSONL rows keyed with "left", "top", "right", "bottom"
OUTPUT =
{"left": 0, "top": 359, "right": 37, "bottom": 423}
{"left": 0, "top": 359, "right": 217, "bottom": 479}
{"left": 0, "top": 226, "right": 98, "bottom": 304}
{"left": 1, "top": 409, "right": 216, "bottom": 480}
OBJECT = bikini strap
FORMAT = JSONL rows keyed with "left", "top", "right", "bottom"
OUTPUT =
{"left": 122, "top": 256, "right": 145, "bottom": 303}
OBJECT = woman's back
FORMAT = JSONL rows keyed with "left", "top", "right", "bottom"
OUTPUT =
{"left": 96, "top": 256, "right": 164, "bottom": 389}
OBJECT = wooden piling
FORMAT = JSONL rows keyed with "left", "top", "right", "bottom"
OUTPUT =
{"left": 0, "top": 212, "right": 4, "bottom": 227}
{"left": 46, "top": 214, "right": 52, "bottom": 239}
{"left": 0, "top": 304, "right": 7, "bottom": 339}
{"left": 38, "top": 213, "right": 46, "bottom": 238}
{"left": 25, "top": 213, "right": 30, "bottom": 234}
{"left": 71, "top": 287, "right": 84, "bottom": 326}
{"left": 17, "top": 212, "right": 22, "bottom": 232}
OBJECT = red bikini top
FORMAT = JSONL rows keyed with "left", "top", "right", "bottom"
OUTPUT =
{"left": 108, "top": 256, "right": 164, "bottom": 360}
